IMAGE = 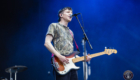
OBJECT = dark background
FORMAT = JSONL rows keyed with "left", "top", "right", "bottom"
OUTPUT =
{"left": 0, "top": 0, "right": 140, "bottom": 80}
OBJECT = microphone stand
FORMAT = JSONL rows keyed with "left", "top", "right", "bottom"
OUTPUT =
{"left": 74, "top": 16, "right": 93, "bottom": 80}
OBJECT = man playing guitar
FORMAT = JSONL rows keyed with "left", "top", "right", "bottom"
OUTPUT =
{"left": 44, "top": 7, "right": 91, "bottom": 80}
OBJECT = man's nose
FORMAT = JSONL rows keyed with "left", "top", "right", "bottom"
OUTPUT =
{"left": 69, "top": 14, "right": 72, "bottom": 16}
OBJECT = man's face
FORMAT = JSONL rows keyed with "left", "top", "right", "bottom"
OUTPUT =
{"left": 61, "top": 9, "right": 73, "bottom": 22}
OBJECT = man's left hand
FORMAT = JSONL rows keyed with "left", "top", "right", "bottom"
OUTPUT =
{"left": 86, "top": 54, "right": 91, "bottom": 62}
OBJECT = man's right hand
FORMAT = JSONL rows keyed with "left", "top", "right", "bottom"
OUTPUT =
{"left": 58, "top": 55, "right": 69, "bottom": 64}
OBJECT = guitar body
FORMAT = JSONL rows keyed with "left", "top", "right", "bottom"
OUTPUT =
{"left": 52, "top": 51, "right": 80, "bottom": 75}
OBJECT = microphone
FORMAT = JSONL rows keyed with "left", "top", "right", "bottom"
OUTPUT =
{"left": 70, "top": 13, "right": 81, "bottom": 18}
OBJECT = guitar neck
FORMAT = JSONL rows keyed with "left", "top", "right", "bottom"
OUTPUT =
{"left": 72, "top": 51, "right": 106, "bottom": 63}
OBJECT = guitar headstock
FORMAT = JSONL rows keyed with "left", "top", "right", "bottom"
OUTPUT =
{"left": 104, "top": 47, "right": 117, "bottom": 55}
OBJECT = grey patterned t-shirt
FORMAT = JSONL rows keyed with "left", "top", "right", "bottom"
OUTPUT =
{"left": 46, "top": 23, "right": 74, "bottom": 55}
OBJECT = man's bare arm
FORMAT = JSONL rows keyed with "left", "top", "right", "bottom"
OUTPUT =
{"left": 44, "top": 34, "right": 69, "bottom": 63}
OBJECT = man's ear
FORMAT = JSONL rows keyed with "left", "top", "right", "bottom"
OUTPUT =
{"left": 59, "top": 13, "right": 63, "bottom": 17}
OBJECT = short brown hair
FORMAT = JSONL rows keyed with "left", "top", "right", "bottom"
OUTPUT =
{"left": 58, "top": 7, "right": 72, "bottom": 22}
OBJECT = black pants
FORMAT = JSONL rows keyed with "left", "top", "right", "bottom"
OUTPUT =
{"left": 54, "top": 70, "right": 78, "bottom": 80}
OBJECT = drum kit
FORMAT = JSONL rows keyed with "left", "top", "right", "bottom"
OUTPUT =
{"left": 4, "top": 65, "right": 27, "bottom": 80}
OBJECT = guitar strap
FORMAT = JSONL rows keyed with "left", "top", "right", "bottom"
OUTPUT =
{"left": 69, "top": 30, "right": 80, "bottom": 52}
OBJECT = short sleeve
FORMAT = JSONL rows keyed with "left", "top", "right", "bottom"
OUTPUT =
{"left": 46, "top": 23, "right": 55, "bottom": 37}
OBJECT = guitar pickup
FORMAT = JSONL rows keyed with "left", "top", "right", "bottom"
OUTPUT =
{"left": 55, "top": 62, "right": 59, "bottom": 68}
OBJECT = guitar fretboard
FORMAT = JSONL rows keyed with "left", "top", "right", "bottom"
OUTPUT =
{"left": 72, "top": 52, "right": 106, "bottom": 63}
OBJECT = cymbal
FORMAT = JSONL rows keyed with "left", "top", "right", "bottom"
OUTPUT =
{"left": 5, "top": 65, "right": 27, "bottom": 73}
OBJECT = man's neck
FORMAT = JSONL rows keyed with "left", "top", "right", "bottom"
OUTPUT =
{"left": 59, "top": 20, "right": 68, "bottom": 27}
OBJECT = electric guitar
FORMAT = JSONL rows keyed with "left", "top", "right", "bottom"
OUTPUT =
{"left": 52, "top": 48, "right": 117, "bottom": 75}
